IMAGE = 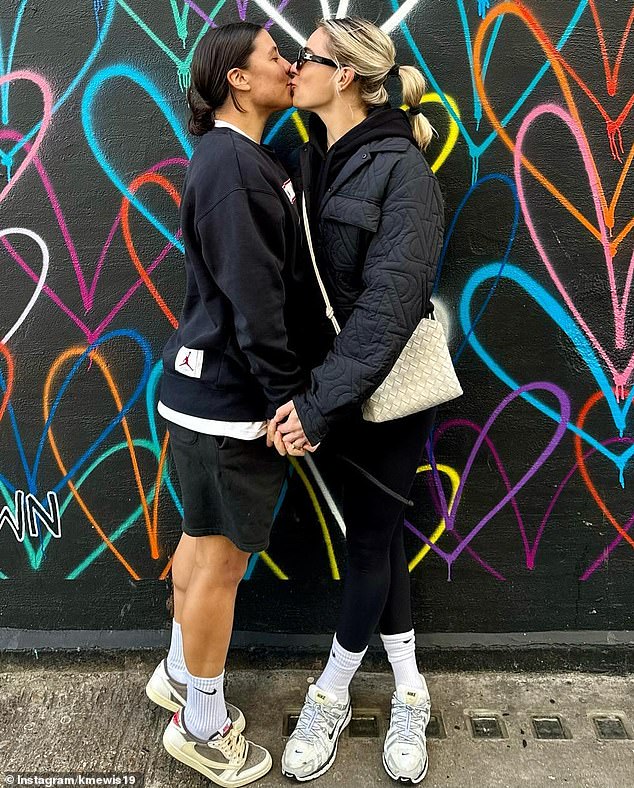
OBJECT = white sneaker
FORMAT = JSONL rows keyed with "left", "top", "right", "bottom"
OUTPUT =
{"left": 146, "top": 660, "right": 245, "bottom": 733}
{"left": 382, "top": 678, "right": 431, "bottom": 784}
{"left": 163, "top": 709, "right": 271, "bottom": 787}
{"left": 281, "top": 683, "right": 352, "bottom": 782}
{"left": 146, "top": 659, "right": 187, "bottom": 712}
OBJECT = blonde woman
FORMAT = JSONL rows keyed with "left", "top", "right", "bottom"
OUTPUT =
{"left": 267, "top": 17, "right": 444, "bottom": 784}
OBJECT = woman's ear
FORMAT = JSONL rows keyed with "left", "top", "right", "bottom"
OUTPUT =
{"left": 337, "top": 66, "right": 357, "bottom": 91}
{"left": 227, "top": 67, "right": 251, "bottom": 92}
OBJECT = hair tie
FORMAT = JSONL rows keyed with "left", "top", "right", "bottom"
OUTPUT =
{"left": 408, "top": 104, "right": 426, "bottom": 116}
{"left": 387, "top": 63, "right": 400, "bottom": 78}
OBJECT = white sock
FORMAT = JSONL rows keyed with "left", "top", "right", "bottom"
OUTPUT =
{"left": 166, "top": 621, "right": 188, "bottom": 683}
{"left": 316, "top": 635, "right": 367, "bottom": 703}
{"left": 184, "top": 671, "right": 227, "bottom": 740}
{"left": 380, "top": 629, "right": 424, "bottom": 689}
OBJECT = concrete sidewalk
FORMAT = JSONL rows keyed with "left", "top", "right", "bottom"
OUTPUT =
{"left": 0, "top": 654, "right": 632, "bottom": 788}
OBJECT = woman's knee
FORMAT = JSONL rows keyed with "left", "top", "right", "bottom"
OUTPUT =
{"left": 194, "top": 535, "right": 250, "bottom": 585}
{"left": 347, "top": 540, "right": 391, "bottom": 575}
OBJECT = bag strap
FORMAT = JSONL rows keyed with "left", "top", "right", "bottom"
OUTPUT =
{"left": 337, "top": 454, "right": 415, "bottom": 507}
{"left": 301, "top": 194, "right": 416, "bottom": 508}
{"left": 302, "top": 192, "right": 341, "bottom": 335}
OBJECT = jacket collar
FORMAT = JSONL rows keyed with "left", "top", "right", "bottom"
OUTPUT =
{"left": 314, "top": 137, "right": 411, "bottom": 216}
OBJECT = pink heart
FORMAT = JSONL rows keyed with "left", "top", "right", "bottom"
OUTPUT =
{"left": 515, "top": 103, "right": 634, "bottom": 397}
{"left": 0, "top": 71, "right": 52, "bottom": 205}
{"left": 0, "top": 129, "right": 185, "bottom": 342}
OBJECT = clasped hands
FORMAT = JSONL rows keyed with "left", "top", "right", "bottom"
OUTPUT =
{"left": 266, "top": 400, "right": 319, "bottom": 457}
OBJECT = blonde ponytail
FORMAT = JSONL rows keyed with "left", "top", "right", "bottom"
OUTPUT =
{"left": 398, "top": 65, "right": 434, "bottom": 150}
{"left": 319, "top": 17, "right": 434, "bottom": 151}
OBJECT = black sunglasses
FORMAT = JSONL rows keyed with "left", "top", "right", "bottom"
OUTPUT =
{"left": 296, "top": 46, "right": 359, "bottom": 79}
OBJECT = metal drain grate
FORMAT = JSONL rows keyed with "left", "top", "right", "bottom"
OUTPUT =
{"left": 349, "top": 713, "right": 380, "bottom": 738}
{"left": 283, "top": 713, "right": 300, "bottom": 737}
{"left": 426, "top": 712, "right": 446, "bottom": 740}
{"left": 531, "top": 716, "right": 569, "bottom": 740}
{"left": 593, "top": 716, "right": 630, "bottom": 740}
{"left": 469, "top": 714, "right": 507, "bottom": 739}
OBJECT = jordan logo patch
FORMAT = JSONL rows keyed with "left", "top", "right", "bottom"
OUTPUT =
{"left": 175, "top": 346, "right": 203, "bottom": 379}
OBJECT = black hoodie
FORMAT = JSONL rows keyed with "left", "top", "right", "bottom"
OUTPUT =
{"left": 308, "top": 106, "right": 416, "bottom": 219}
{"left": 160, "top": 126, "right": 312, "bottom": 423}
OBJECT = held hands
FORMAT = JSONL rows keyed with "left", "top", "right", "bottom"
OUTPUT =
{"left": 266, "top": 400, "right": 319, "bottom": 457}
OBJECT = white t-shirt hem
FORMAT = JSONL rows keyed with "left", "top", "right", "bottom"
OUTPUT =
{"left": 157, "top": 401, "right": 267, "bottom": 440}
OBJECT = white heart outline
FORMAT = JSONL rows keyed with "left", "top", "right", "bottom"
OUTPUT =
{"left": 1, "top": 227, "right": 49, "bottom": 344}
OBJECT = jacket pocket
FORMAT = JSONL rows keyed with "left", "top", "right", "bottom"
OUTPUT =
{"left": 320, "top": 195, "right": 381, "bottom": 277}
{"left": 321, "top": 193, "right": 381, "bottom": 232}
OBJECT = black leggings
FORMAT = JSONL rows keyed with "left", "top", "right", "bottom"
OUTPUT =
{"left": 327, "top": 408, "right": 436, "bottom": 653}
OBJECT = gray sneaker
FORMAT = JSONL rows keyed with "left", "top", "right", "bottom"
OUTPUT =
{"left": 146, "top": 660, "right": 245, "bottom": 733}
{"left": 163, "top": 709, "right": 271, "bottom": 787}
{"left": 281, "top": 684, "right": 351, "bottom": 781}
{"left": 382, "top": 678, "right": 431, "bottom": 784}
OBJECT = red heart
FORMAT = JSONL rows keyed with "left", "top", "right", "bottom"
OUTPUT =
{"left": 474, "top": 1, "right": 634, "bottom": 254}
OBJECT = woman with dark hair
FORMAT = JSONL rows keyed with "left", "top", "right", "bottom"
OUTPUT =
{"left": 268, "top": 16, "right": 445, "bottom": 785}
{"left": 144, "top": 22, "right": 307, "bottom": 786}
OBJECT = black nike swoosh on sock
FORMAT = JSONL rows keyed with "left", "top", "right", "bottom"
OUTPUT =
{"left": 403, "top": 638, "right": 413, "bottom": 644}
{"left": 195, "top": 687, "right": 217, "bottom": 696}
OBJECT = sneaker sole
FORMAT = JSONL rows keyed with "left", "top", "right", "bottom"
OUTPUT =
{"left": 163, "top": 726, "right": 272, "bottom": 788}
{"left": 281, "top": 702, "right": 352, "bottom": 782}
{"left": 382, "top": 752, "right": 429, "bottom": 785}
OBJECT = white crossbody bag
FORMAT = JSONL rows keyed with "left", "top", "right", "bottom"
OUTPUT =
{"left": 302, "top": 193, "right": 463, "bottom": 422}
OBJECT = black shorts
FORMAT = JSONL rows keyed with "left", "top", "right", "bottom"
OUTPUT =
{"left": 168, "top": 422, "right": 287, "bottom": 553}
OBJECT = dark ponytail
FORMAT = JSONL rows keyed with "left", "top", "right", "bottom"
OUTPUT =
{"left": 187, "top": 22, "right": 261, "bottom": 137}
{"left": 187, "top": 83, "right": 214, "bottom": 136}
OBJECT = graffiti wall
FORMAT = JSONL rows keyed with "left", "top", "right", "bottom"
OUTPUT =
{"left": 1, "top": 0, "right": 633, "bottom": 641}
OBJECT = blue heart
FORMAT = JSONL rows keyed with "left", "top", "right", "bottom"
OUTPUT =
{"left": 82, "top": 63, "right": 192, "bottom": 252}
{"left": 146, "top": 360, "right": 184, "bottom": 515}
{"left": 432, "top": 173, "right": 519, "bottom": 366}
{"left": 460, "top": 263, "right": 634, "bottom": 484}
{"left": 0, "top": 329, "right": 152, "bottom": 499}
{"left": 0, "top": 329, "right": 151, "bottom": 573}
{"left": 0, "top": 0, "right": 115, "bottom": 175}
{"left": 0, "top": 438, "right": 160, "bottom": 575}
{"left": 390, "top": 0, "right": 588, "bottom": 182}
{"left": 64, "top": 437, "right": 161, "bottom": 579}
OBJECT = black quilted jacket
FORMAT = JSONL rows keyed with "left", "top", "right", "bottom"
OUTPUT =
{"left": 293, "top": 115, "right": 445, "bottom": 446}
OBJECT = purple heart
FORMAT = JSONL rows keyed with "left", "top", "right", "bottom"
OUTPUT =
{"left": 410, "top": 382, "right": 570, "bottom": 577}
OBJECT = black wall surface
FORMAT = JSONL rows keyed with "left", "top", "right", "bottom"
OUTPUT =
{"left": 0, "top": 0, "right": 633, "bottom": 644}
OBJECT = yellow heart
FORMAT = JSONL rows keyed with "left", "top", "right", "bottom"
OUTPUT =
{"left": 408, "top": 462, "right": 461, "bottom": 571}
{"left": 293, "top": 95, "right": 460, "bottom": 174}
{"left": 402, "top": 93, "right": 461, "bottom": 173}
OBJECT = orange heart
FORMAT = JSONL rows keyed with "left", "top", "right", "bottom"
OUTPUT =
{"left": 474, "top": 1, "right": 634, "bottom": 256}
{"left": 44, "top": 345, "right": 171, "bottom": 578}
{"left": 0, "top": 344, "right": 15, "bottom": 423}
{"left": 121, "top": 171, "right": 181, "bottom": 329}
